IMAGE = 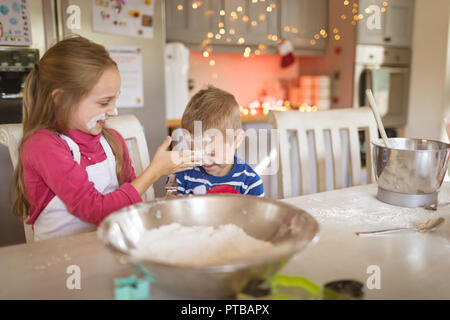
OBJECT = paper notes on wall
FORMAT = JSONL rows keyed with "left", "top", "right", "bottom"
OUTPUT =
{"left": 107, "top": 46, "right": 144, "bottom": 108}
{"left": 93, "top": 0, "right": 154, "bottom": 39}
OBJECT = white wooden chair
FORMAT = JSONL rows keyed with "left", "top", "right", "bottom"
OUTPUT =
{"left": 268, "top": 107, "right": 378, "bottom": 199}
{"left": 0, "top": 124, "right": 33, "bottom": 243}
{"left": 0, "top": 114, "right": 154, "bottom": 243}
{"left": 106, "top": 114, "right": 155, "bottom": 202}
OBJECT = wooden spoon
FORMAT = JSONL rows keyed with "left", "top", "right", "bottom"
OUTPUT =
{"left": 366, "top": 89, "right": 391, "bottom": 149}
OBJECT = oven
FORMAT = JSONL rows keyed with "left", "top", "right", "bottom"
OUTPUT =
{"left": 0, "top": 48, "right": 39, "bottom": 124}
{"left": 353, "top": 45, "right": 411, "bottom": 128}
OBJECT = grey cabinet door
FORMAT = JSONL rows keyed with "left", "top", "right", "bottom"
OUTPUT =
{"left": 384, "top": 0, "right": 414, "bottom": 46}
{"left": 222, "top": 0, "right": 279, "bottom": 46}
{"left": 280, "top": 0, "right": 328, "bottom": 51}
{"left": 166, "top": 0, "right": 279, "bottom": 47}
{"left": 166, "top": 0, "right": 221, "bottom": 44}
{"left": 358, "top": 0, "right": 414, "bottom": 47}
{"left": 357, "top": 0, "right": 386, "bottom": 46}
{"left": 166, "top": 0, "right": 329, "bottom": 53}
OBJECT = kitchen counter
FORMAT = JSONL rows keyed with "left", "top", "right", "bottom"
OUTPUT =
{"left": 168, "top": 115, "right": 268, "bottom": 130}
{"left": 1, "top": 183, "right": 450, "bottom": 299}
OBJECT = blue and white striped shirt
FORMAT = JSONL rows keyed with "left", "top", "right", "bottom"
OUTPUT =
{"left": 175, "top": 156, "right": 264, "bottom": 197}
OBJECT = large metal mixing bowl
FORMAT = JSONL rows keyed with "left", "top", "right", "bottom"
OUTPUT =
{"left": 98, "top": 195, "right": 319, "bottom": 298}
{"left": 372, "top": 138, "right": 450, "bottom": 207}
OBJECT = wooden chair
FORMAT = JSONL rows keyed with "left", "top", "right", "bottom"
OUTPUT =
{"left": 0, "top": 124, "right": 33, "bottom": 243}
{"left": 268, "top": 107, "right": 378, "bottom": 199}
{"left": 0, "top": 114, "right": 154, "bottom": 243}
{"left": 106, "top": 114, "right": 155, "bottom": 202}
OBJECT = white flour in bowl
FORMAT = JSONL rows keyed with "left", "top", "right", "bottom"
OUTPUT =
{"left": 131, "top": 223, "right": 274, "bottom": 267}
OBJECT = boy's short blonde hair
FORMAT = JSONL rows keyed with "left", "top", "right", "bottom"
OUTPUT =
{"left": 181, "top": 86, "right": 242, "bottom": 134}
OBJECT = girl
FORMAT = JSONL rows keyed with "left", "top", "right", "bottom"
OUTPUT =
{"left": 13, "top": 36, "right": 199, "bottom": 241}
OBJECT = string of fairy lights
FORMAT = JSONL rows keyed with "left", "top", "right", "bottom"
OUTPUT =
{"left": 177, "top": 0, "right": 278, "bottom": 64}
{"left": 175, "top": 0, "right": 390, "bottom": 116}
{"left": 176, "top": 0, "right": 390, "bottom": 64}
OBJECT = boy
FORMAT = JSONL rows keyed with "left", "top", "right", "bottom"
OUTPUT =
{"left": 173, "top": 86, "right": 264, "bottom": 197}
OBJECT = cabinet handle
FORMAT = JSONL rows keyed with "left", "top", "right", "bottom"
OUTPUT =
{"left": 384, "top": 37, "right": 391, "bottom": 42}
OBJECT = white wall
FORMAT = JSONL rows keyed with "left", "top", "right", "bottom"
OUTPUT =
{"left": 406, "top": 0, "right": 450, "bottom": 141}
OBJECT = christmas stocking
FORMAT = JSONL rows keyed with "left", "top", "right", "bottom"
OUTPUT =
{"left": 279, "top": 39, "right": 295, "bottom": 68}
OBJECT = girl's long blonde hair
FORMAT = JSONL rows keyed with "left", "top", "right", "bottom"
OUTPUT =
{"left": 13, "top": 36, "right": 124, "bottom": 220}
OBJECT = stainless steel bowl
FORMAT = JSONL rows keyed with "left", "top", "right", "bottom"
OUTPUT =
{"left": 372, "top": 138, "right": 450, "bottom": 207}
{"left": 98, "top": 195, "right": 319, "bottom": 298}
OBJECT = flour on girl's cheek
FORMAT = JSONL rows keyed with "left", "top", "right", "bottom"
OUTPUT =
{"left": 86, "top": 113, "right": 107, "bottom": 131}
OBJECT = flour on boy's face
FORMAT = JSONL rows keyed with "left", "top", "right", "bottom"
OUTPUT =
{"left": 192, "top": 132, "right": 241, "bottom": 177}
{"left": 69, "top": 67, "right": 121, "bottom": 135}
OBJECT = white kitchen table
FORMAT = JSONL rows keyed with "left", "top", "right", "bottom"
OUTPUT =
{"left": 1, "top": 183, "right": 450, "bottom": 299}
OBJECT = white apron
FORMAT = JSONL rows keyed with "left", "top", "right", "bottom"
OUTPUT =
{"left": 33, "top": 134, "right": 119, "bottom": 241}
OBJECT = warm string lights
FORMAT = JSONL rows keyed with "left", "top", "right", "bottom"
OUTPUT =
{"left": 177, "top": 1, "right": 391, "bottom": 58}
{"left": 342, "top": 0, "right": 389, "bottom": 26}
{"left": 176, "top": 0, "right": 278, "bottom": 63}
{"left": 239, "top": 100, "right": 319, "bottom": 117}
{"left": 176, "top": 1, "right": 389, "bottom": 116}
{"left": 309, "top": 0, "right": 389, "bottom": 45}
{"left": 240, "top": 100, "right": 290, "bottom": 117}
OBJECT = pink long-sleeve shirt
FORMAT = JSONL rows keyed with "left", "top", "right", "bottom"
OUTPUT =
{"left": 22, "top": 128, "right": 142, "bottom": 227}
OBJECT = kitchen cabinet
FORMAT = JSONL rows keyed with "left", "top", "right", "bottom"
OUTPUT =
{"left": 166, "top": 0, "right": 329, "bottom": 55}
{"left": 166, "top": 0, "right": 221, "bottom": 44}
{"left": 166, "top": 0, "right": 278, "bottom": 47}
{"left": 221, "top": 0, "right": 279, "bottom": 46}
{"left": 280, "top": 0, "right": 328, "bottom": 52}
{"left": 357, "top": 0, "right": 415, "bottom": 47}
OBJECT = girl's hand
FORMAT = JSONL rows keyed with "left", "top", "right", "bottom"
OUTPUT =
{"left": 150, "top": 136, "right": 202, "bottom": 176}
{"left": 131, "top": 137, "right": 202, "bottom": 196}
{"left": 445, "top": 117, "right": 450, "bottom": 141}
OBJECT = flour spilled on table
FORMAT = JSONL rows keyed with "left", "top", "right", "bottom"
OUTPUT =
{"left": 284, "top": 184, "right": 450, "bottom": 230}
{"left": 131, "top": 223, "right": 274, "bottom": 266}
